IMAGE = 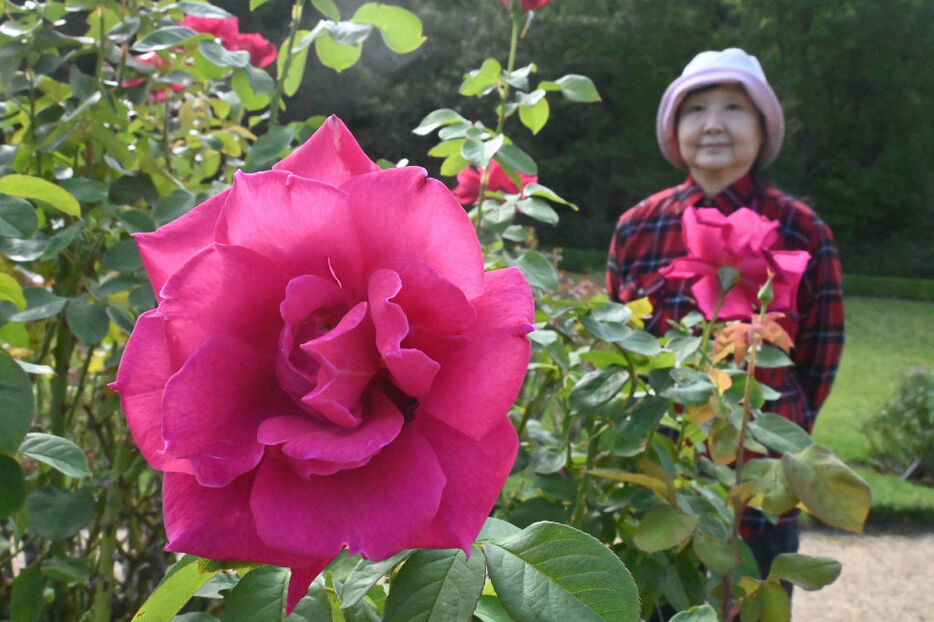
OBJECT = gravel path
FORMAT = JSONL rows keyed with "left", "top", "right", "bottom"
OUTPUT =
{"left": 792, "top": 526, "right": 934, "bottom": 621}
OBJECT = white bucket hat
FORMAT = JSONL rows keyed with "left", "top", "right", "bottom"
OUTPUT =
{"left": 656, "top": 48, "right": 785, "bottom": 170}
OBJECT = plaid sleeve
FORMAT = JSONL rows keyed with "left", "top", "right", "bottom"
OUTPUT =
{"left": 791, "top": 217, "right": 845, "bottom": 428}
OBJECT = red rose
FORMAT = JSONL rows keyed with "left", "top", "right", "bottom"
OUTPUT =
{"left": 451, "top": 160, "right": 538, "bottom": 205}
{"left": 180, "top": 16, "right": 277, "bottom": 68}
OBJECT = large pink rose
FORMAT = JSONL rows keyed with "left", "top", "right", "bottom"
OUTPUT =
{"left": 451, "top": 160, "right": 538, "bottom": 205}
{"left": 111, "top": 116, "right": 532, "bottom": 613}
{"left": 501, "top": 0, "right": 553, "bottom": 10}
{"left": 181, "top": 15, "right": 277, "bottom": 68}
{"left": 660, "top": 206, "right": 811, "bottom": 320}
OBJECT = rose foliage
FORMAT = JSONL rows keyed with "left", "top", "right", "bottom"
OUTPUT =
{"left": 660, "top": 206, "right": 811, "bottom": 320}
{"left": 111, "top": 116, "right": 533, "bottom": 613}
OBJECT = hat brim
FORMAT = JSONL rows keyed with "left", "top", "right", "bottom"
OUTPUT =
{"left": 656, "top": 67, "right": 785, "bottom": 170}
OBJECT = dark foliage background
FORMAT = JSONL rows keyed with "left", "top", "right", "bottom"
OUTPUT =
{"left": 231, "top": 0, "right": 934, "bottom": 278}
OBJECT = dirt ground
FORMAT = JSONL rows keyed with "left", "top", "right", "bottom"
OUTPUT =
{"left": 792, "top": 525, "right": 934, "bottom": 621}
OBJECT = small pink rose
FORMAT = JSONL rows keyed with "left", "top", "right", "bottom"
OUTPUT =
{"left": 111, "top": 117, "right": 532, "bottom": 613}
{"left": 121, "top": 52, "right": 186, "bottom": 102}
{"left": 180, "top": 15, "right": 277, "bottom": 68}
{"left": 660, "top": 206, "right": 811, "bottom": 320}
{"left": 451, "top": 160, "right": 538, "bottom": 205}
{"left": 501, "top": 0, "right": 554, "bottom": 10}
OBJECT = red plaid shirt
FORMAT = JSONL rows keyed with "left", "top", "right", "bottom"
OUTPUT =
{"left": 607, "top": 174, "right": 845, "bottom": 535}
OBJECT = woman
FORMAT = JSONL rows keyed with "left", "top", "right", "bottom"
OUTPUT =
{"left": 607, "top": 48, "right": 845, "bottom": 585}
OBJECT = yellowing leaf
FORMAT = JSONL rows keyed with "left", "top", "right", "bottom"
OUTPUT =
{"left": 0, "top": 175, "right": 80, "bottom": 217}
{"left": 0, "top": 273, "right": 27, "bottom": 310}
{"left": 625, "top": 297, "right": 652, "bottom": 329}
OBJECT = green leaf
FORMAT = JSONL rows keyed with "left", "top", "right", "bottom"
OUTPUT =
{"left": 485, "top": 521, "right": 640, "bottom": 622}
{"left": 383, "top": 547, "right": 484, "bottom": 622}
{"left": 8, "top": 287, "right": 67, "bottom": 322}
{"left": 617, "top": 329, "right": 662, "bottom": 356}
{"left": 495, "top": 144, "right": 537, "bottom": 176}
{"left": 461, "top": 134, "right": 503, "bottom": 168}
{"left": 179, "top": 1, "right": 233, "bottom": 18}
{"left": 352, "top": 3, "right": 425, "bottom": 53}
{"left": 515, "top": 249, "right": 559, "bottom": 291}
{"left": 19, "top": 432, "right": 91, "bottom": 478}
{"left": 220, "top": 565, "right": 288, "bottom": 622}
{"left": 250, "top": 0, "right": 270, "bottom": 9}
{"left": 768, "top": 553, "right": 841, "bottom": 590}
{"left": 40, "top": 556, "right": 91, "bottom": 585}
{"left": 107, "top": 16, "right": 141, "bottom": 43}
{"left": 58, "top": 178, "right": 108, "bottom": 203}
{"left": 10, "top": 563, "right": 43, "bottom": 622}
{"left": 245, "top": 64, "right": 275, "bottom": 94}
{"left": 0, "top": 273, "right": 26, "bottom": 309}
{"left": 570, "top": 368, "right": 629, "bottom": 413}
{"left": 133, "top": 26, "right": 198, "bottom": 52}
{"left": 154, "top": 189, "right": 197, "bottom": 226}
{"left": 691, "top": 533, "right": 739, "bottom": 575}
{"left": 245, "top": 125, "right": 296, "bottom": 173}
{"left": 66, "top": 300, "right": 110, "bottom": 344}
{"left": 107, "top": 305, "right": 136, "bottom": 334}
{"left": 279, "top": 32, "right": 311, "bottom": 97}
{"left": 474, "top": 595, "right": 512, "bottom": 622}
{"left": 460, "top": 58, "right": 502, "bottom": 97}
{"left": 747, "top": 412, "right": 813, "bottom": 454}
{"left": 101, "top": 239, "right": 143, "bottom": 273}
{"left": 518, "top": 95, "right": 549, "bottom": 134}
{"left": 315, "top": 29, "right": 362, "bottom": 72}
{"left": 748, "top": 458, "right": 798, "bottom": 516}
{"left": 0, "top": 174, "right": 80, "bottom": 217}
{"left": 132, "top": 557, "right": 220, "bottom": 621}
{"left": 0, "top": 349, "right": 32, "bottom": 455}
{"left": 0, "top": 195, "right": 37, "bottom": 238}
{"left": 755, "top": 344, "right": 794, "bottom": 368}
{"left": 516, "top": 198, "right": 558, "bottom": 224}
{"left": 199, "top": 40, "right": 251, "bottom": 69}
{"left": 26, "top": 486, "right": 95, "bottom": 539}
{"left": 632, "top": 506, "right": 699, "bottom": 553}
{"left": 782, "top": 445, "right": 871, "bottom": 532}
{"left": 413, "top": 109, "right": 468, "bottom": 136}
{"left": 670, "top": 604, "right": 719, "bottom": 622}
{"left": 0, "top": 455, "right": 26, "bottom": 517}
{"left": 554, "top": 74, "right": 601, "bottom": 102}
{"left": 312, "top": 0, "right": 341, "bottom": 20}
{"left": 339, "top": 550, "right": 412, "bottom": 609}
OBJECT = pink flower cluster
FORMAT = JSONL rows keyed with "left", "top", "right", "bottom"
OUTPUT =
{"left": 112, "top": 117, "right": 533, "bottom": 613}
{"left": 451, "top": 160, "right": 538, "bottom": 205}
{"left": 661, "top": 206, "right": 811, "bottom": 320}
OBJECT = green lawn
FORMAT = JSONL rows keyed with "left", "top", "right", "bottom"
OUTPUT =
{"left": 812, "top": 296, "right": 934, "bottom": 522}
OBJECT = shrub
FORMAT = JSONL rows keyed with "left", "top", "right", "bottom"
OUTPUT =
{"left": 865, "top": 367, "right": 934, "bottom": 482}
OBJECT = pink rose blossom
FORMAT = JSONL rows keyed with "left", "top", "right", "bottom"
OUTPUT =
{"left": 501, "top": 0, "right": 553, "bottom": 10}
{"left": 451, "top": 160, "right": 538, "bottom": 205}
{"left": 660, "top": 206, "right": 811, "bottom": 320}
{"left": 181, "top": 15, "right": 277, "bottom": 67}
{"left": 111, "top": 116, "right": 533, "bottom": 613}
{"left": 121, "top": 53, "right": 186, "bottom": 102}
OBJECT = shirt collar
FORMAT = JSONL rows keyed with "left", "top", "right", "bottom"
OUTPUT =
{"left": 682, "top": 173, "right": 757, "bottom": 213}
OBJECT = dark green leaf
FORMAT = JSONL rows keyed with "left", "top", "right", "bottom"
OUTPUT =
{"left": 58, "top": 178, "right": 108, "bottom": 204}
{"left": 529, "top": 446, "right": 566, "bottom": 474}
{"left": 26, "top": 486, "right": 95, "bottom": 539}
{"left": 768, "top": 553, "right": 841, "bottom": 590}
{"left": 0, "top": 455, "right": 26, "bottom": 517}
{"left": 476, "top": 517, "right": 522, "bottom": 542}
{"left": 616, "top": 329, "right": 662, "bottom": 356}
{"left": 41, "top": 224, "right": 80, "bottom": 261}
{"left": 101, "top": 239, "right": 143, "bottom": 273}
{"left": 8, "top": 287, "right": 67, "bottom": 322}
{"left": 179, "top": 1, "right": 233, "bottom": 18}
{"left": 691, "top": 533, "right": 738, "bottom": 575}
{"left": 632, "top": 506, "right": 699, "bottom": 553}
{"left": 129, "top": 284, "right": 156, "bottom": 311}
{"left": 619, "top": 396, "right": 668, "bottom": 438}
{"left": 0, "top": 236, "right": 48, "bottom": 262}
{"left": 0, "top": 195, "right": 37, "bottom": 238}
{"left": 383, "top": 547, "right": 484, "bottom": 622}
{"left": 495, "top": 144, "right": 536, "bottom": 175}
{"left": 570, "top": 368, "right": 629, "bottom": 413}
{"left": 755, "top": 345, "right": 794, "bottom": 368}
{"left": 516, "top": 198, "right": 558, "bottom": 224}
{"left": 10, "top": 563, "right": 43, "bottom": 622}
{"left": 669, "top": 604, "right": 719, "bottom": 622}
{"left": 133, "top": 27, "right": 198, "bottom": 52}
{"left": 0, "top": 349, "right": 32, "bottom": 455}
{"left": 199, "top": 40, "right": 250, "bottom": 68}
{"left": 118, "top": 208, "right": 156, "bottom": 233}
{"left": 220, "top": 565, "right": 288, "bottom": 622}
{"left": 106, "top": 305, "right": 136, "bottom": 334}
{"left": 154, "top": 189, "right": 197, "bottom": 226}
{"left": 747, "top": 412, "right": 813, "bottom": 454}
{"left": 245, "top": 125, "right": 296, "bottom": 173}
{"left": 339, "top": 551, "right": 412, "bottom": 609}
{"left": 40, "top": 556, "right": 91, "bottom": 585}
{"left": 107, "top": 16, "right": 141, "bottom": 43}
{"left": 515, "top": 250, "right": 558, "bottom": 291}
{"left": 485, "top": 521, "right": 640, "bottom": 622}
{"left": 20, "top": 432, "right": 90, "bottom": 478}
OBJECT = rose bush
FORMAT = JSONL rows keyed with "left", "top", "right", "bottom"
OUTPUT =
{"left": 111, "top": 116, "right": 533, "bottom": 613}
{"left": 451, "top": 160, "right": 538, "bottom": 205}
{"left": 181, "top": 15, "right": 277, "bottom": 67}
{"left": 661, "top": 206, "right": 811, "bottom": 320}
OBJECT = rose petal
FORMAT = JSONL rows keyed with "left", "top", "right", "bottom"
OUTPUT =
{"left": 134, "top": 189, "right": 227, "bottom": 302}
{"left": 341, "top": 167, "right": 486, "bottom": 300}
{"left": 299, "top": 301, "right": 379, "bottom": 427}
{"left": 273, "top": 115, "right": 380, "bottom": 185}
{"left": 110, "top": 310, "right": 191, "bottom": 474}
{"left": 159, "top": 243, "right": 288, "bottom": 365}
{"left": 769, "top": 250, "right": 812, "bottom": 313}
{"left": 409, "top": 414, "right": 518, "bottom": 551}
{"left": 660, "top": 256, "right": 717, "bottom": 280}
{"left": 215, "top": 170, "right": 359, "bottom": 281}
{"left": 163, "top": 471, "right": 329, "bottom": 578}
{"left": 251, "top": 425, "right": 445, "bottom": 560}
{"left": 419, "top": 267, "right": 532, "bottom": 439}
{"left": 367, "top": 269, "right": 440, "bottom": 398}
{"left": 684, "top": 207, "right": 731, "bottom": 264}
{"left": 728, "top": 207, "right": 779, "bottom": 255}
{"left": 257, "top": 390, "right": 404, "bottom": 473}
{"left": 162, "top": 335, "right": 290, "bottom": 487}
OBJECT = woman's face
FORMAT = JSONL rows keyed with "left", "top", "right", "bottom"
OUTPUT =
{"left": 677, "top": 84, "right": 763, "bottom": 189}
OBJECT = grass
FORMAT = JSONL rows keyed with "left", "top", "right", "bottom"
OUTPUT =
{"left": 812, "top": 296, "right": 934, "bottom": 524}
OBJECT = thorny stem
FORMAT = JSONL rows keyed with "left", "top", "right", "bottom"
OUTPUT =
{"left": 269, "top": 0, "right": 304, "bottom": 127}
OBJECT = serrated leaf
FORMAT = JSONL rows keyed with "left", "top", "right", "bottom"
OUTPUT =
{"left": 767, "top": 553, "right": 841, "bottom": 590}
{"left": 339, "top": 550, "right": 412, "bottom": 609}
{"left": 133, "top": 26, "right": 198, "bottom": 52}
{"left": 0, "top": 174, "right": 80, "bottom": 217}
{"left": 20, "top": 433, "right": 90, "bottom": 478}
{"left": 220, "top": 565, "right": 288, "bottom": 622}
{"left": 632, "top": 506, "right": 699, "bottom": 553}
{"left": 383, "top": 547, "right": 484, "bottom": 622}
{"left": 352, "top": 3, "right": 425, "bottom": 53}
{"left": 485, "top": 521, "right": 640, "bottom": 622}
{"left": 495, "top": 144, "right": 536, "bottom": 175}
{"left": 782, "top": 444, "right": 870, "bottom": 532}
